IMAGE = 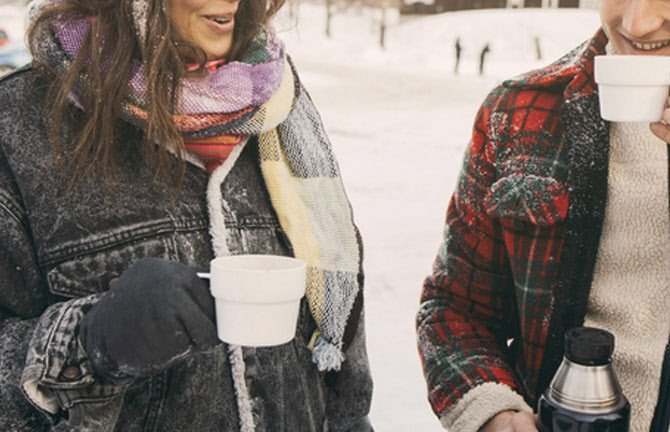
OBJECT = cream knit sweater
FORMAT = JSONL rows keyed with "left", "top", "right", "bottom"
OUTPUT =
{"left": 584, "top": 120, "right": 670, "bottom": 432}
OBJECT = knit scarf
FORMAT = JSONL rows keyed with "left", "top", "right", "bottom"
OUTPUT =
{"left": 30, "top": 1, "right": 362, "bottom": 375}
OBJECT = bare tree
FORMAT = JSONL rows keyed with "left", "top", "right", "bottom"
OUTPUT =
{"left": 322, "top": 0, "right": 399, "bottom": 48}
{"left": 325, "top": 0, "right": 334, "bottom": 38}
{"left": 361, "top": 0, "right": 400, "bottom": 49}
{"left": 323, "top": 0, "right": 353, "bottom": 38}
{"left": 287, "top": 0, "right": 299, "bottom": 20}
{"left": 380, "top": 6, "right": 387, "bottom": 49}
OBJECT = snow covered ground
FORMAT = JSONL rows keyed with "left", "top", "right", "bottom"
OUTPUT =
{"left": 276, "top": 4, "right": 600, "bottom": 430}
{"left": 0, "top": 2, "right": 601, "bottom": 430}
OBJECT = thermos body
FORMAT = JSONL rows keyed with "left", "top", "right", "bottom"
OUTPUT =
{"left": 537, "top": 327, "right": 631, "bottom": 432}
{"left": 538, "top": 394, "right": 629, "bottom": 432}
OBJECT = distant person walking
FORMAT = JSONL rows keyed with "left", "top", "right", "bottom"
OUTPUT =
{"left": 479, "top": 43, "right": 490, "bottom": 76}
{"left": 454, "top": 37, "right": 462, "bottom": 74}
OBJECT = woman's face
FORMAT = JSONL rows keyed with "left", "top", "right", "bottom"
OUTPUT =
{"left": 169, "top": 0, "right": 241, "bottom": 60}
{"left": 599, "top": 0, "right": 670, "bottom": 55}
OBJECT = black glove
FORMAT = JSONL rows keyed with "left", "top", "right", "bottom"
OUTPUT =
{"left": 79, "top": 258, "right": 218, "bottom": 382}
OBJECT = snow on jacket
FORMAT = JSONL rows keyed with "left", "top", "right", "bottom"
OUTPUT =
{"left": 0, "top": 66, "right": 373, "bottom": 432}
{"left": 417, "top": 28, "right": 670, "bottom": 432}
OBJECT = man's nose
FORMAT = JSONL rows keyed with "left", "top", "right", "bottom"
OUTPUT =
{"left": 622, "top": 0, "right": 664, "bottom": 38}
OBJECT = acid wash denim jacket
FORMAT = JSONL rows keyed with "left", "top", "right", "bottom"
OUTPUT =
{"left": 0, "top": 67, "right": 374, "bottom": 432}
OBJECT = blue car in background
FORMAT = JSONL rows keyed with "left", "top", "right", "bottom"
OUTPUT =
{"left": 0, "top": 28, "right": 32, "bottom": 76}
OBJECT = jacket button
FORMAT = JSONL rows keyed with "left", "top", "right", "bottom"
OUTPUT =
{"left": 61, "top": 365, "right": 82, "bottom": 381}
{"left": 109, "top": 278, "right": 120, "bottom": 289}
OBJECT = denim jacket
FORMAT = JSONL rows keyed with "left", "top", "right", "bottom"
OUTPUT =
{"left": 0, "top": 67, "right": 373, "bottom": 432}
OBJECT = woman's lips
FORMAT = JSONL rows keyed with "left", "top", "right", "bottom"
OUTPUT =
{"left": 205, "top": 14, "right": 235, "bottom": 33}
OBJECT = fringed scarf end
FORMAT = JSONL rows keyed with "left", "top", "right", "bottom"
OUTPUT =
{"left": 312, "top": 335, "right": 344, "bottom": 372}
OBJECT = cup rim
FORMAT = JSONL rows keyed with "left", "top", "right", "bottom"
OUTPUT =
{"left": 594, "top": 55, "right": 670, "bottom": 85}
{"left": 210, "top": 254, "right": 306, "bottom": 273}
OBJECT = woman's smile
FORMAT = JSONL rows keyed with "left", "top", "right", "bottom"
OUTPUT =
{"left": 170, "top": 0, "right": 240, "bottom": 60}
{"left": 204, "top": 13, "right": 235, "bottom": 34}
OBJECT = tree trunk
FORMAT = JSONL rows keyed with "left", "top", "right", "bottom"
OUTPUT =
{"left": 289, "top": 0, "right": 297, "bottom": 19}
{"left": 325, "top": 0, "right": 333, "bottom": 38}
{"left": 379, "top": 7, "right": 387, "bottom": 50}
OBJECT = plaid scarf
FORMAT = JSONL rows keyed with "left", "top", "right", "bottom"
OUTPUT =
{"left": 30, "top": 2, "right": 363, "bottom": 375}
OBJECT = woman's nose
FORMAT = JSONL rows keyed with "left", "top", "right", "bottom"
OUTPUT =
{"left": 622, "top": 0, "right": 664, "bottom": 38}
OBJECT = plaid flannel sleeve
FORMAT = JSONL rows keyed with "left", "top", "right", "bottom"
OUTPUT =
{"left": 416, "top": 94, "right": 528, "bottom": 429}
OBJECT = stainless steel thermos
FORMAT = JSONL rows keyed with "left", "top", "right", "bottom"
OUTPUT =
{"left": 537, "top": 327, "right": 630, "bottom": 432}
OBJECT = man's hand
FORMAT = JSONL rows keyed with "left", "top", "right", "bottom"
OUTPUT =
{"left": 479, "top": 410, "right": 539, "bottom": 432}
{"left": 650, "top": 97, "right": 670, "bottom": 142}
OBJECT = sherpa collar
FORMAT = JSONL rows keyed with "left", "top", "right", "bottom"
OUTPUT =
{"left": 503, "top": 28, "right": 608, "bottom": 101}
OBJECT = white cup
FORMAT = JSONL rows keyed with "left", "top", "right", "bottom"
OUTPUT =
{"left": 205, "top": 255, "right": 306, "bottom": 347}
{"left": 594, "top": 55, "right": 670, "bottom": 122}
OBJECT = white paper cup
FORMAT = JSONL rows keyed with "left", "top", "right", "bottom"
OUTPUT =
{"left": 594, "top": 55, "right": 670, "bottom": 122}
{"left": 207, "top": 255, "right": 306, "bottom": 347}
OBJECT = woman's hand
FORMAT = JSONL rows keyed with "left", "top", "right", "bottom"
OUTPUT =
{"left": 79, "top": 258, "right": 218, "bottom": 382}
{"left": 650, "top": 97, "right": 670, "bottom": 142}
{"left": 479, "top": 410, "right": 539, "bottom": 432}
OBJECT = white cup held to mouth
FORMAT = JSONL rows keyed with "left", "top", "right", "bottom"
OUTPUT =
{"left": 594, "top": 55, "right": 670, "bottom": 122}
{"left": 203, "top": 255, "right": 306, "bottom": 347}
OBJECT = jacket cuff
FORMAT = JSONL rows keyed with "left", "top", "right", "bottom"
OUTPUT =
{"left": 439, "top": 382, "right": 532, "bottom": 432}
{"left": 20, "top": 294, "right": 127, "bottom": 414}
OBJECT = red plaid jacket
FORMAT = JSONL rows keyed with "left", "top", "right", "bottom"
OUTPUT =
{"left": 417, "top": 29, "right": 614, "bottom": 418}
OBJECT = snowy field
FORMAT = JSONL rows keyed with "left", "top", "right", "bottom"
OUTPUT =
{"left": 0, "top": 2, "right": 601, "bottom": 430}
{"left": 276, "top": 5, "right": 600, "bottom": 431}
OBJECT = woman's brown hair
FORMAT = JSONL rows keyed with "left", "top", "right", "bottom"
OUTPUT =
{"left": 27, "top": 0, "right": 286, "bottom": 192}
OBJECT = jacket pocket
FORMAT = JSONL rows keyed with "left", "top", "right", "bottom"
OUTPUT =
{"left": 225, "top": 215, "right": 293, "bottom": 256}
{"left": 45, "top": 236, "right": 171, "bottom": 298}
{"left": 484, "top": 174, "right": 568, "bottom": 229}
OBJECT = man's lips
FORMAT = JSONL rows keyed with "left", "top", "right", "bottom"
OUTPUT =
{"left": 624, "top": 36, "right": 670, "bottom": 52}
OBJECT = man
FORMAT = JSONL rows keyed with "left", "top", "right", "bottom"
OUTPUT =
{"left": 416, "top": 0, "right": 670, "bottom": 431}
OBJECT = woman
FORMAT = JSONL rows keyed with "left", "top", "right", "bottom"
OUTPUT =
{"left": 0, "top": 0, "right": 373, "bottom": 430}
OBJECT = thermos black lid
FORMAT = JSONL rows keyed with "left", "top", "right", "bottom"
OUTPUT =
{"left": 564, "top": 327, "right": 614, "bottom": 366}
